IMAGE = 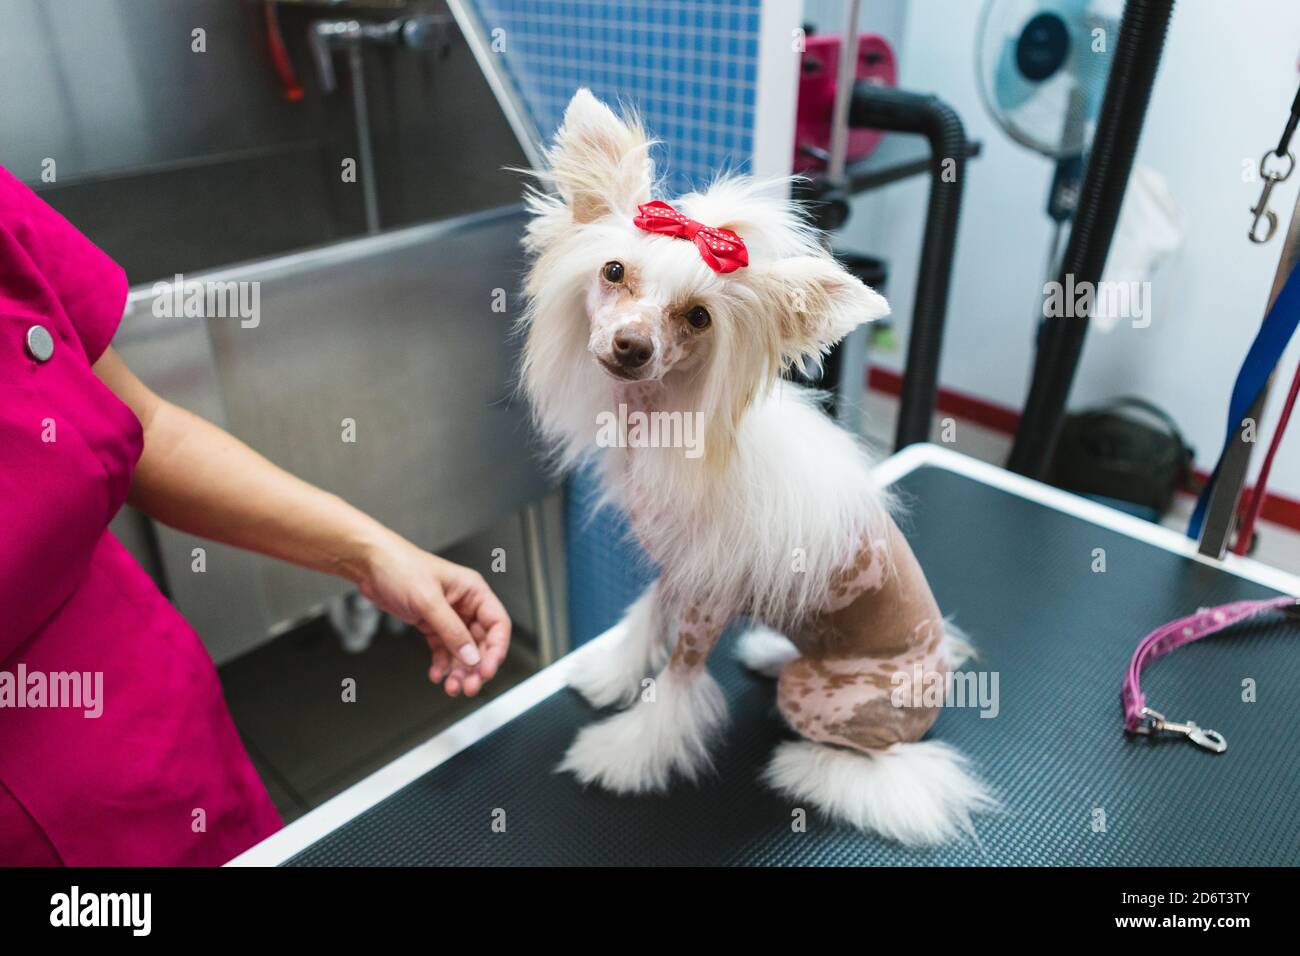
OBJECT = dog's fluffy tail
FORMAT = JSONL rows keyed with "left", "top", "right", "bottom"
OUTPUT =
{"left": 943, "top": 620, "right": 976, "bottom": 668}
{"left": 762, "top": 739, "right": 997, "bottom": 846}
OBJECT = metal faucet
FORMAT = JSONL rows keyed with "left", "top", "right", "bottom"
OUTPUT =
{"left": 309, "top": 15, "right": 451, "bottom": 95}
{"left": 308, "top": 14, "right": 454, "bottom": 233}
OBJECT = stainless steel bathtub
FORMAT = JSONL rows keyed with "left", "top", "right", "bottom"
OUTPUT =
{"left": 108, "top": 204, "right": 561, "bottom": 663}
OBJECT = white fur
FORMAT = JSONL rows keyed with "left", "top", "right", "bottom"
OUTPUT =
{"left": 567, "top": 584, "right": 668, "bottom": 709}
{"left": 943, "top": 621, "right": 977, "bottom": 669}
{"left": 521, "top": 98, "right": 895, "bottom": 627}
{"left": 734, "top": 625, "right": 799, "bottom": 678}
{"left": 558, "top": 666, "right": 728, "bottom": 793}
{"left": 616, "top": 387, "right": 896, "bottom": 629}
{"left": 527, "top": 90, "right": 991, "bottom": 843}
{"left": 529, "top": 88, "right": 655, "bottom": 224}
{"left": 763, "top": 740, "right": 998, "bottom": 846}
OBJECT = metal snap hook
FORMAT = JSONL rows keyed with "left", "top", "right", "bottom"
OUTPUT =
{"left": 1138, "top": 707, "right": 1227, "bottom": 754}
{"left": 1250, "top": 149, "right": 1295, "bottom": 243}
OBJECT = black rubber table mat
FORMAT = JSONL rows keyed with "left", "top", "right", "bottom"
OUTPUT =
{"left": 288, "top": 465, "right": 1300, "bottom": 865}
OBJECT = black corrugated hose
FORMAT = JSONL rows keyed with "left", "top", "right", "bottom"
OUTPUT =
{"left": 1008, "top": 0, "right": 1176, "bottom": 478}
{"left": 849, "top": 84, "right": 970, "bottom": 449}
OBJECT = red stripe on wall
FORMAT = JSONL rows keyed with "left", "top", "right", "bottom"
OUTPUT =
{"left": 868, "top": 366, "right": 1022, "bottom": 434}
{"left": 866, "top": 365, "right": 1300, "bottom": 534}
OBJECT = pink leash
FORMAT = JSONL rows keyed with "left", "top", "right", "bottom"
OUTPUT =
{"left": 1123, "top": 595, "right": 1300, "bottom": 752}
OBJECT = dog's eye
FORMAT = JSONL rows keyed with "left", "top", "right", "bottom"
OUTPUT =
{"left": 602, "top": 261, "right": 624, "bottom": 283}
{"left": 686, "top": 305, "right": 711, "bottom": 330}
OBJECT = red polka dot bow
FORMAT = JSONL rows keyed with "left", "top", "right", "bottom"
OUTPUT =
{"left": 632, "top": 200, "right": 749, "bottom": 274}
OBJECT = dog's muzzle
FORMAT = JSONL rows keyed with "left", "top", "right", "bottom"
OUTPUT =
{"left": 611, "top": 326, "right": 654, "bottom": 370}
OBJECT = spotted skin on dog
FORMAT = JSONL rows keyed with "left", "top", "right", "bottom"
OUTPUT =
{"left": 776, "top": 527, "right": 948, "bottom": 752}
{"left": 670, "top": 603, "right": 726, "bottom": 673}
{"left": 653, "top": 525, "right": 952, "bottom": 754}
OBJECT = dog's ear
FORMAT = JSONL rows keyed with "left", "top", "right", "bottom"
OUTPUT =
{"left": 763, "top": 256, "right": 890, "bottom": 363}
{"left": 545, "top": 89, "right": 653, "bottom": 223}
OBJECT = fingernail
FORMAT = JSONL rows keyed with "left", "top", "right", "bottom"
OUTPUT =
{"left": 458, "top": 643, "right": 481, "bottom": 666}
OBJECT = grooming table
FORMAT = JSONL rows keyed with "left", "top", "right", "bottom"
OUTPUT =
{"left": 229, "top": 445, "right": 1300, "bottom": 866}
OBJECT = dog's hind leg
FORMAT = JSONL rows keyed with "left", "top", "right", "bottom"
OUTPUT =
{"left": 567, "top": 581, "right": 671, "bottom": 710}
{"left": 734, "top": 624, "right": 799, "bottom": 678}
{"left": 763, "top": 623, "right": 996, "bottom": 846}
{"left": 559, "top": 599, "right": 730, "bottom": 793}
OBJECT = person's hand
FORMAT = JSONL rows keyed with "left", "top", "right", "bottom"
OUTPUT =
{"left": 356, "top": 535, "right": 511, "bottom": 697}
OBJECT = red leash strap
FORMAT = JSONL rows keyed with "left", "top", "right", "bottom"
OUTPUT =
{"left": 1233, "top": 355, "right": 1300, "bottom": 555}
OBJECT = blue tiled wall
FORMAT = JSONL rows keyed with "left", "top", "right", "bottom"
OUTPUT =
{"left": 468, "top": 0, "right": 765, "bottom": 644}
{"left": 471, "top": 0, "right": 762, "bottom": 194}
{"left": 562, "top": 465, "right": 660, "bottom": 647}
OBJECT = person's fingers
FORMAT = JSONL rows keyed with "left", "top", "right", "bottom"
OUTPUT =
{"left": 480, "top": 620, "right": 510, "bottom": 677}
{"left": 416, "top": 590, "right": 480, "bottom": 667}
{"left": 473, "top": 583, "right": 512, "bottom": 644}
{"left": 477, "top": 641, "right": 502, "bottom": 680}
{"left": 418, "top": 571, "right": 507, "bottom": 690}
{"left": 450, "top": 574, "right": 506, "bottom": 627}
{"left": 448, "top": 579, "right": 510, "bottom": 682}
{"left": 456, "top": 620, "right": 496, "bottom": 680}
{"left": 428, "top": 646, "right": 452, "bottom": 684}
{"left": 440, "top": 659, "right": 486, "bottom": 695}
{"left": 484, "top": 617, "right": 510, "bottom": 653}
{"left": 445, "top": 568, "right": 488, "bottom": 605}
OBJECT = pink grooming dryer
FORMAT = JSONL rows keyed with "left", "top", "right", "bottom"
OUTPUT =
{"left": 794, "top": 32, "right": 897, "bottom": 174}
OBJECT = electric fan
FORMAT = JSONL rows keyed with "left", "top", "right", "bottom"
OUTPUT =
{"left": 976, "top": 0, "right": 1120, "bottom": 237}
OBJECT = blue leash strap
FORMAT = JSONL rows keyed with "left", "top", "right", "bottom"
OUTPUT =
{"left": 1189, "top": 260, "right": 1300, "bottom": 538}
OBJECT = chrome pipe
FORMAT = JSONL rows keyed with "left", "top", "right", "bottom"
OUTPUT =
{"left": 826, "top": 0, "right": 862, "bottom": 186}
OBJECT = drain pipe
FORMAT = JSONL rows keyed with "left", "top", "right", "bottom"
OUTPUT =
{"left": 1007, "top": 0, "right": 1176, "bottom": 478}
{"left": 848, "top": 85, "right": 971, "bottom": 449}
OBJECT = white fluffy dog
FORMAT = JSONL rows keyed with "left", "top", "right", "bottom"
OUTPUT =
{"left": 520, "top": 90, "right": 994, "bottom": 845}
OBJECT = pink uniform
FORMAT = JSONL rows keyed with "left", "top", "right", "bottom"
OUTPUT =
{"left": 0, "top": 166, "right": 281, "bottom": 865}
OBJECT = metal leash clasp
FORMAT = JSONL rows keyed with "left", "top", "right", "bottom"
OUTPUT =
{"left": 1249, "top": 149, "right": 1295, "bottom": 244}
{"left": 1137, "top": 707, "right": 1227, "bottom": 753}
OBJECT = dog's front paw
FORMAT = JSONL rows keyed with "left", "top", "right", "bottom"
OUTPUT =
{"left": 558, "top": 708, "right": 668, "bottom": 793}
{"left": 567, "top": 641, "right": 647, "bottom": 710}
{"left": 557, "top": 672, "right": 728, "bottom": 794}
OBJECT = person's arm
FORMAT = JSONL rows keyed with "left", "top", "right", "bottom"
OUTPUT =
{"left": 92, "top": 346, "right": 508, "bottom": 697}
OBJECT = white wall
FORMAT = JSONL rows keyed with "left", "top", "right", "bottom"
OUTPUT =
{"left": 838, "top": 0, "right": 1300, "bottom": 498}
{"left": 753, "top": 0, "right": 808, "bottom": 181}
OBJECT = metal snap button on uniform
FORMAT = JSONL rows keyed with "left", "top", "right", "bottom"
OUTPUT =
{"left": 25, "top": 325, "right": 55, "bottom": 363}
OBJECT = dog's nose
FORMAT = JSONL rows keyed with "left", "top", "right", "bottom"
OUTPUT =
{"left": 612, "top": 327, "right": 654, "bottom": 369}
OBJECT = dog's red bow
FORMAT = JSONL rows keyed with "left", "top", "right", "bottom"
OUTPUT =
{"left": 632, "top": 200, "right": 749, "bottom": 274}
